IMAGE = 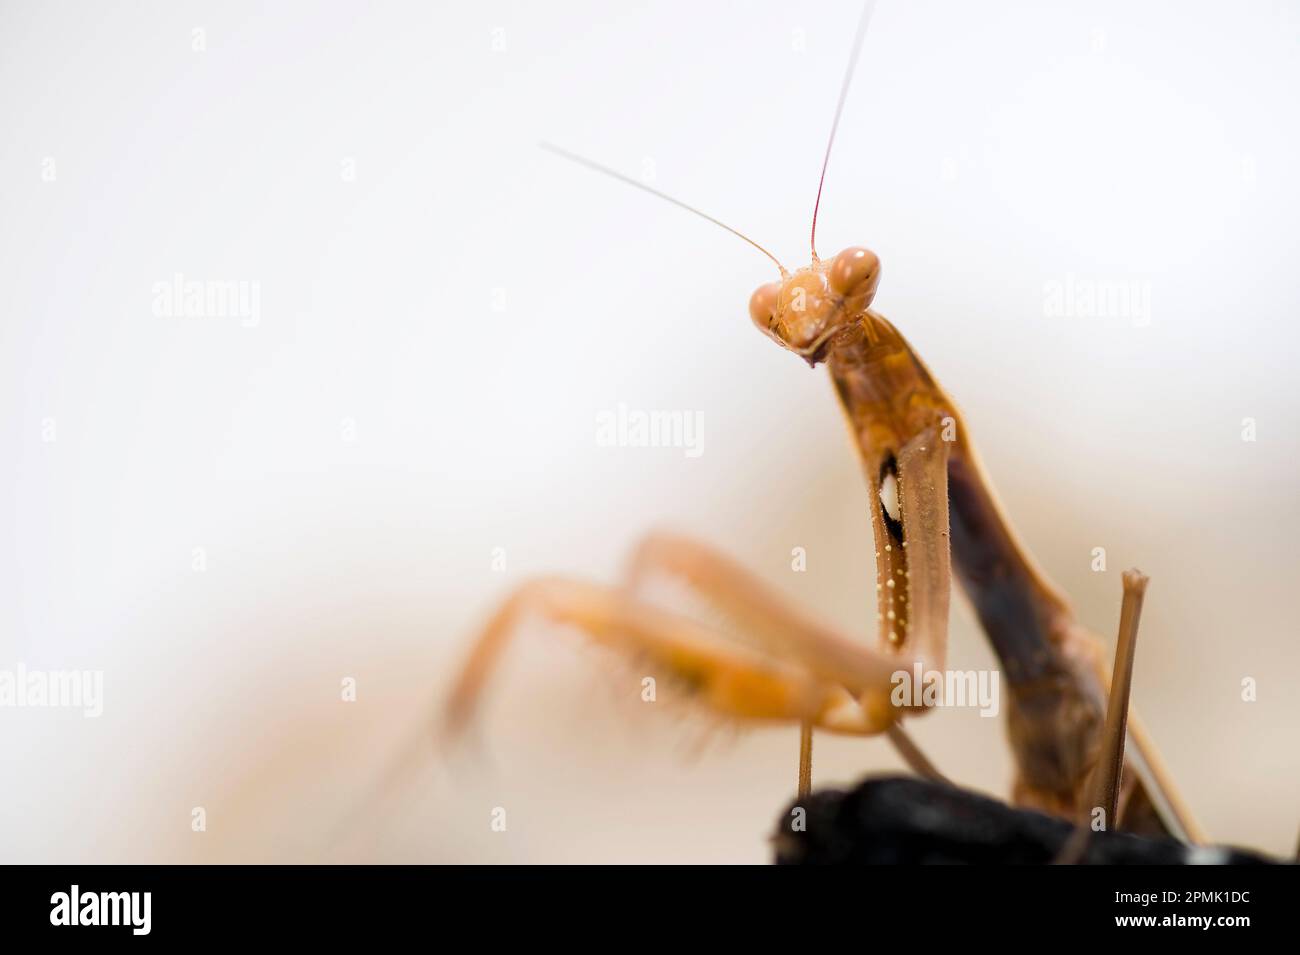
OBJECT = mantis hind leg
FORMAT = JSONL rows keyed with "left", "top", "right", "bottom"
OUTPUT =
{"left": 445, "top": 535, "right": 950, "bottom": 793}
{"left": 442, "top": 576, "right": 884, "bottom": 742}
{"left": 622, "top": 532, "right": 947, "bottom": 786}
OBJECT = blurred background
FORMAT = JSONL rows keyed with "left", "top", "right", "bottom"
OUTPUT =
{"left": 1, "top": 0, "right": 1297, "bottom": 863}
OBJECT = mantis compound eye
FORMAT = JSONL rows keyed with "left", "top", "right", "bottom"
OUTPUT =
{"left": 749, "top": 281, "right": 781, "bottom": 332}
{"left": 828, "top": 246, "right": 881, "bottom": 303}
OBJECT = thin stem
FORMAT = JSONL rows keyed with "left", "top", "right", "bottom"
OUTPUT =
{"left": 886, "top": 722, "right": 948, "bottom": 783}
{"left": 1126, "top": 713, "right": 1209, "bottom": 844}
{"left": 1090, "top": 569, "right": 1149, "bottom": 828}
{"left": 797, "top": 721, "right": 813, "bottom": 801}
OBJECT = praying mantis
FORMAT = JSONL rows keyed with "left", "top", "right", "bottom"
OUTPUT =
{"left": 443, "top": 2, "right": 1208, "bottom": 849}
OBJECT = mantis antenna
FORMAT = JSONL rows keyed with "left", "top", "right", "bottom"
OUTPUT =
{"left": 810, "top": 0, "right": 877, "bottom": 261}
{"left": 540, "top": 141, "right": 788, "bottom": 276}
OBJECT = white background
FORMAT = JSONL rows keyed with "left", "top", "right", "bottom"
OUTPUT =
{"left": 1, "top": 0, "right": 1297, "bottom": 862}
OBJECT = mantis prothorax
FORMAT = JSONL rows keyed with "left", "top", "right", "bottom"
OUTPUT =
{"left": 443, "top": 1, "right": 1205, "bottom": 844}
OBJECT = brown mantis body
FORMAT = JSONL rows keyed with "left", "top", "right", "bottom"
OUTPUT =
{"left": 444, "top": 3, "right": 1205, "bottom": 846}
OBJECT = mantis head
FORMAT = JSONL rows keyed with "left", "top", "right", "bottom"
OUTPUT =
{"left": 748, "top": 247, "right": 881, "bottom": 364}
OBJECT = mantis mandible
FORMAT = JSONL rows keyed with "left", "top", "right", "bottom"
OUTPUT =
{"left": 444, "top": 2, "right": 1206, "bottom": 845}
